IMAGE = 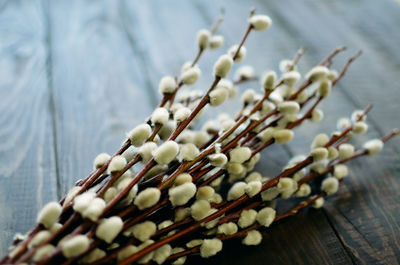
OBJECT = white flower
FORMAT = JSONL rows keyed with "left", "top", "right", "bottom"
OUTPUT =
{"left": 32, "top": 244, "right": 55, "bottom": 262}
{"left": 311, "top": 133, "right": 329, "bottom": 149}
{"left": 132, "top": 221, "right": 157, "bottom": 242}
{"left": 196, "top": 29, "right": 210, "bottom": 50}
{"left": 127, "top": 124, "right": 152, "bottom": 147}
{"left": 200, "top": 239, "right": 223, "bottom": 258}
{"left": 256, "top": 207, "right": 276, "bottom": 227}
{"left": 93, "top": 153, "right": 110, "bottom": 169}
{"left": 310, "top": 109, "right": 324, "bottom": 122}
{"left": 273, "top": 129, "right": 294, "bottom": 144}
{"left": 191, "top": 200, "right": 212, "bottom": 221}
{"left": 318, "top": 79, "right": 331, "bottom": 98}
{"left": 196, "top": 186, "right": 215, "bottom": 201}
{"left": 181, "top": 65, "right": 201, "bottom": 85}
{"left": 228, "top": 44, "right": 247, "bottom": 62}
{"left": 227, "top": 182, "right": 247, "bottom": 201}
{"left": 235, "top": 65, "right": 255, "bottom": 80}
{"left": 153, "top": 244, "right": 172, "bottom": 265}
{"left": 168, "top": 182, "right": 197, "bottom": 206}
{"left": 242, "top": 230, "right": 263, "bottom": 245}
{"left": 321, "top": 177, "right": 339, "bottom": 195}
{"left": 310, "top": 147, "right": 328, "bottom": 161}
{"left": 151, "top": 108, "right": 169, "bottom": 125}
{"left": 238, "top": 209, "right": 257, "bottom": 228}
{"left": 61, "top": 235, "right": 90, "bottom": 258}
{"left": 108, "top": 155, "right": 127, "bottom": 173}
{"left": 208, "top": 35, "right": 224, "bottom": 49}
{"left": 241, "top": 89, "right": 255, "bottom": 104}
{"left": 152, "top": 141, "right": 180, "bottom": 164}
{"left": 245, "top": 181, "right": 262, "bottom": 197}
{"left": 134, "top": 188, "right": 161, "bottom": 210}
{"left": 282, "top": 71, "right": 301, "bottom": 86}
{"left": 306, "top": 66, "right": 329, "bottom": 82}
{"left": 173, "top": 173, "right": 193, "bottom": 186}
{"left": 261, "top": 71, "right": 276, "bottom": 91}
{"left": 312, "top": 197, "right": 325, "bottom": 208}
{"left": 208, "top": 153, "right": 228, "bottom": 167}
{"left": 36, "top": 202, "right": 62, "bottom": 229}
{"left": 363, "top": 139, "right": 384, "bottom": 156}
{"left": 278, "top": 101, "right": 300, "bottom": 115}
{"left": 213, "top": 54, "right": 233, "bottom": 78}
{"left": 338, "top": 143, "right": 355, "bottom": 159}
{"left": 178, "top": 143, "right": 199, "bottom": 162}
{"left": 209, "top": 88, "right": 228, "bottom": 106}
{"left": 249, "top": 15, "right": 272, "bottom": 31}
{"left": 229, "top": 147, "right": 252, "bottom": 163}
{"left": 333, "top": 164, "right": 348, "bottom": 179}
{"left": 158, "top": 76, "right": 176, "bottom": 94}
{"left": 217, "top": 222, "right": 238, "bottom": 235}
{"left": 138, "top": 142, "right": 157, "bottom": 163}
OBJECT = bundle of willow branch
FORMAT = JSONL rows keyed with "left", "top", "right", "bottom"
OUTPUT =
{"left": 2, "top": 9, "right": 398, "bottom": 265}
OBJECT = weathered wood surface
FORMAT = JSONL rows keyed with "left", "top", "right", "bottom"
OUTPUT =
{"left": 0, "top": 0, "right": 399, "bottom": 264}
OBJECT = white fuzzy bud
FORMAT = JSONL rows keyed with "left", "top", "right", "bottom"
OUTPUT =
{"left": 138, "top": 142, "right": 157, "bottom": 163}
{"left": 174, "top": 173, "right": 192, "bottom": 186}
{"left": 229, "top": 147, "right": 252, "bottom": 163}
{"left": 208, "top": 153, "right": 228, "bottom": 167}
{"left": 337, "top": 117, "right": 351, "bottom": 130}
{"left": 245, "top": 181, "right": 262, "bottom": 197}
{"left": 296, "top": 90, "right": 308, "bottom": 103}
{"left": 95, "top": 217, "right": 123, "bottom": 243}
{"left": 93, "top": 153, "right": 110, "bottom": 169}
{"left": 29, "top": 231, "right": 51, "bottom": 248}
{"left": 37, "top": 202, "right": 62, "bottom": 229}
{"left": 226, "top": 162, "right": 245, "bottom": 175}
{"left": 196, "top": 29, "right": 210, "bottom": 50}
{"left": 191, "top": 200, "right": 212, "bottom": 221}
{"left": 132, "top": 221, "right": 157, "bottom": 242}
{"left": 153, "top": 141, "right": 179, "bottom": 164}
{"left": 134, "top": 188, "right": 161, "bottom": 210}
{"left": 228, "top": 44, "right": 247, "bottom": 62}
{"left": 295, "top": 184, "right": 312, "bottom": 197}
{"left": 328, "top": 146, "right": 339, "bottom": 160}
{"left": 122, "top": 146, "right": 137, "bottom": 162}
{"left": 73, "top": 192, "right": 96, "bottom": 214}
{"left": 278, "top": 101, "right": 300, "bottom": 115}
{"left": 238, "top": 209, "right": 257, "bottom": 228}
{"left": 209, "top": 88, "right": 228, "bottom": 106}
{"left": 227, "top": 182, "right": 247, "bottom": 201}
{"left": 241, "top": 89, "right": 255, "bottom": 104}
{"left": 117, "top": 245, "right": 138, "bottom": 262}
{"left": 151, "top": 108, "right": 169, "bottom": 125}
{"left": 257, "top": 127, "right": 275, "bottom": 143}
{"left": 312, "top": 197, "right": 325, "bottom": 208}
{"left": 61, "top": 235, "right": 90, "bottom": 258}
{"left": 186, "top": 239, "right": 203, "bottom": 248}
{"left": 217, "top": 222, "right": 238, "bottom": 235}
{"left": 181, "top": 65, "right": 201, "bottom": 85}
{"left": 202, "top": 120, "right": 220, "bottom": 134}
{"left": 193, "top": 131, "right": 210, "bottom": 147}
{"left": 353, "top": 121, "right": 368, "bottom": 134}
{"left": 327, "top": 69, "right": 338, "bottom": 80}
{"left": 351, "top": 110, "right": 366, "bottom": 122}
{"left": 169, "top": 182, "right": 197, "bottom": 206}
{"left": 256, "top": 207, "right": 276, "bottom": 227}
{"left": 282, "top": 71, "right": 301, "bottom": 86}
{"left": 209, "top": 35, "right": 224, "bottom": 50}
{"left": 322, "top": 177, "right": 339, "bottom": 195}
{"left": 137, "top": 240, "right": 155, "bottom": 264}
{"left": 261, "top": 101, "right": 275, "bottom": 115}
{"left": 159, "top": 76, "right": 176, "bottom": 94}
{"left": 213, "top": 54, "right": 233, "bottom": 78}
{"left": 310, "top": 147, "right": 328, "bottom": 161}
{"left": 200, "top": 239, "right": 223, "bottom": 258}
{"left": 108, "top": 155, "right": 127, "bottom": 173}
{"left": 127, "top": 124, "right": 152, "bottom": 147}
{"left": 235, "top": 65, "right": 255, "bottom": 80}
{"left": 363, "top": 139, "right": 384, "bottom": 156}
{"left": 82, "top": 198, "right": 105, "bottom": 222}
{"left": 309, "top": 159, "right": 328, "bottom": 174}
{"left": 104, "top": 187, "right": 117, "bottom": 203}
{"left": 277, "top": 177, "right": 297, "bottom": 198}
{"left": 273, "top": 129, "right": 294, "bottom": 144}
{"left": 338, "top": 143, "right": 355, "bottom": 159}
{"left": 245, "top": 172, "right": 262, "bottom": 183}
{"left": 249, "top": 15, "right": 272, "bottom": 31}
{"left": 242, "top": 230, "right": 263, "bottom": 246}
{"left": 153, "top": 244, "right": 172, "bottom": 265}
{"left": 196, "top": 186, "right": 215, "bottom": 201}
{"left": 261, "top": 71, "right": 276, "bottom": 91}
{"left": 318, "top": 79, "right": 331, "bottom": 98}
{"left": 174, "top": 107, "right": 191, "bottom": 123}
{"left": 171, "top": 248, "right": 186, "bottom": 265}
{"left": 159, "top": 121, "right": 176, "bottom": 141}
{"left": 81, "top": 248, "right": 106, "bottom": 264}
{"left": 178, "top": 143, "right": 199, "bottom": 162}
{"left": 311, "top": 109, "right": 324, "bottom": 122}
{"left": 175, "top": 207, "right": 191, "bottom": 222}
{"left": 333, "top": 164, "right": 348, "bottom": 179}
{"left": 306, "top": 66, "right": 329, "bottom": 82}
{"left": 279, "top": 59, "right": 295, "bottom": 73}
{"left": 32, "top": 244, "right": 55, "bottom": 262}
{"left": 311, "top": 133, "right": 329, "bottom": 149}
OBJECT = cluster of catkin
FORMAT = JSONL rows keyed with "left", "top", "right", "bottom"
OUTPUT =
{"left": 2, "top": 10, "right": 398, "bottom": 265}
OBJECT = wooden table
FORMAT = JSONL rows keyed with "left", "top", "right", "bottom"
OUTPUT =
{"left": 0, "top": 0, "right": 399, "bottom": 264}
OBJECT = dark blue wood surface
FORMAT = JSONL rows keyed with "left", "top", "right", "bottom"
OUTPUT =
{"left": 0, "top": 0, "right": 399, "bottom": 264}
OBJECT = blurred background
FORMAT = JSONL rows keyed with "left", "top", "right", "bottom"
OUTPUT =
{"left": 0, "top": 0, "right": 399, "bottom": 264}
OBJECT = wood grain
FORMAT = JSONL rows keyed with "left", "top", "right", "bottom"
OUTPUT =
{"left": 0, "top": 0, "right": 58, "bottom": 256}
{"left": 0, "top": 0, "right": 399, "bottom": 264}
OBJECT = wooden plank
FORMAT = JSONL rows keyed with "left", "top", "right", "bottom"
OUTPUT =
{"left": 46, "top": 0, "right": 155, "bottom": 192}
{"left": 0, "top": 0, "right": 58, "bottom": 256}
